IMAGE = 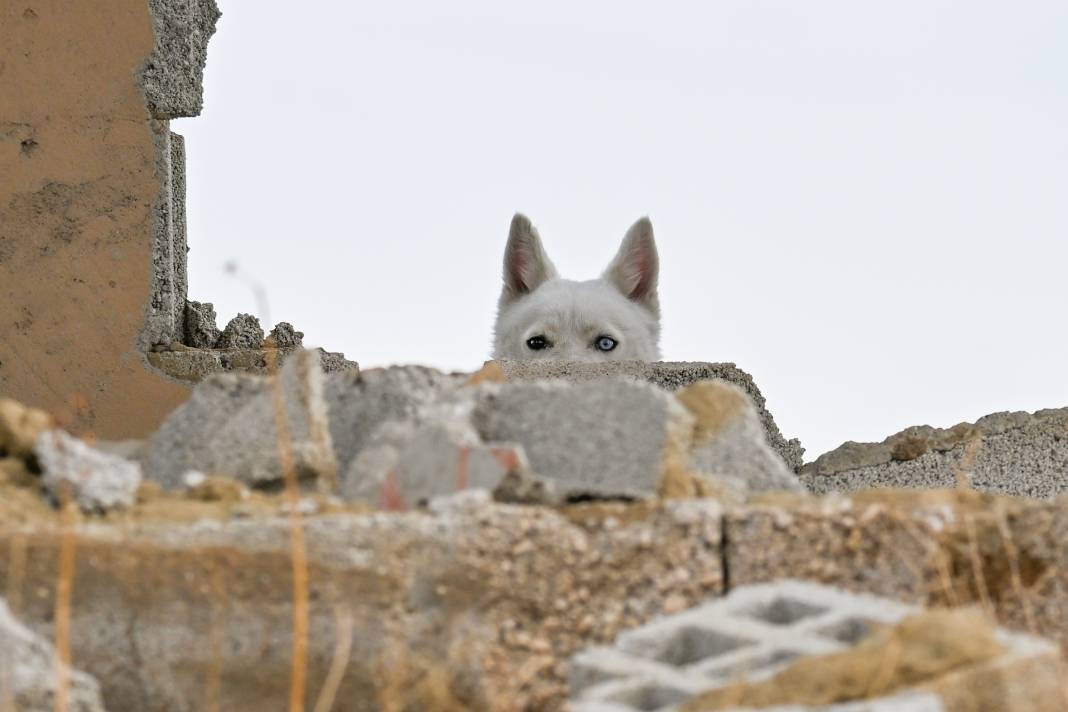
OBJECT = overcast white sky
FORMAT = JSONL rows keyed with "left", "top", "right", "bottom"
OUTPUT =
{"left": 177, "top": 0, "right": 1068, "bottom": 459}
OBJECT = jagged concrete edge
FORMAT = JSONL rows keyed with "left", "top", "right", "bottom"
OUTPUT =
{"left": 802, "top": 406, "right": 1068, "bottom": 477}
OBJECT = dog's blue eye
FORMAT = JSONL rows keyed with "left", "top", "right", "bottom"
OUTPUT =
{"left": 526, "top": 335, "right": 549, "bottom": 350}
{"left": 594, "top": 336, "right": 617, "bottom": 352}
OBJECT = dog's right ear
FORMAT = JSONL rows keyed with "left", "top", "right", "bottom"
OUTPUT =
{"left": 501, "top": 213, "right": 558, "bottom": 303}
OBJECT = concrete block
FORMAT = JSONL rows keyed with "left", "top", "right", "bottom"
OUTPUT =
{"left": 144, "top": 349, "right": 334, "bottom": 488}
{"left": 34, "top": 429, "right": 142, "bottom": 512}
{"left": 216, "top": 313, "right": 264, "bottom": 349}
{"left": 182, "top": 300, "right": 220, "bottom": 349}
{"left": 473, "top": 380, "right": 695, "bottom": 500}
{"left": 143, "top": 0, "right": 222, "bottom": 119}
{"left": 801, "top": 407, "right": 1068, "bottom": 498}
{"left": 678, "top": 381, "right": 802, "bottom": 494}
{"left": 0, "top": 598, "right": 107, "bottom": 712}
{"left": 324, "top": 366, "right": 468, "bottom": 476}
{"left": 570, "top": 581, "right": 1064, "bottom": 712}
{"left": 496, "top": 361, "right": 803, "bottom": 471}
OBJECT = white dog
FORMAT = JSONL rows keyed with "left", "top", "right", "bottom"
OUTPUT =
{"left": 492, "top": 213, "right": 661, "bottom": 362}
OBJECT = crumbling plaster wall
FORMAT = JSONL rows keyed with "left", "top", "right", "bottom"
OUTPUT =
{"left": 0, "top": 0, "right": 220, "bottom": 438}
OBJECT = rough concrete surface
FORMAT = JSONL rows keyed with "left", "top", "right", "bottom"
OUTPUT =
{"left": 679, "top": 381, "right": 802, "bottom": 495}
{"left": 0, "top": 0, "right": 195, "bottom": 438}
{"left": 324, "top": 365, "right": 468, "bottom": 476}
{"left": 473, "top": 380, "right": 696, "bottom": 500}
{"left": 0, "top": 598, "right": 108, "bottom": 712}
{"left": 182, "top": 299, "right": 221, "bottom": 349}
{"left": 34, "top": 429, "right": 142, "bottom": 512}
{"left": 802, "top": 407, "right": 1068, "bottom": 498}
{"left": 216, "top": 313, "right": 265, "bottom": 349}
{"left": 496, "top": 360, "right": 804, "bottom": 472}
{"left": 268, "top": 321, "right": 304, "bottom": 348}
{"left": 170, "top": 132, "right": 188, "bottom": 339}
{"left": 142, "top": 0, "right": 222, "bottom": 118}
{"left": 145, "top": 349, "right": 333, "bottom": 489}
{"left": 0, "top": 498, "right": 724, "bottom": 712}
{"left": 727, "top": 490, "right": 1068, "bottom": 654}
{"left": 147, "top": 345, "right": 358, "bottom": 382}
{"left": 343, "top": 416, "right": 522, "bottom": 507}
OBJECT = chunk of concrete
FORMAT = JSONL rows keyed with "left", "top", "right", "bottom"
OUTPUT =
{"left": 343, "top": 414, "right": 527, "bottom": 508}
{"left": 142, "top": 0, "right": 222, "bottom": 119}
{"left": 801, "top": 407, "right": 1068, "bottom": 498}
{"left": 496, "top": 360, "right": 804, "bottom": 471}
{"left": 0, "top": 598, "right": 108, "bottom": 712}
{"left": 268, "top": 321, "right": 303, "bottom": 348}
{"left": 34, "top": 429, "right": 142, "bottom": 512}
{"left": 678, "top": 381, "right": 802, "bottom": 494}
{"left": 145, "top": 349, "right": 334, "bottom": 488}
{"left": 324, "top": 366, "right": 468, "bottom": 476}
{"left": 183, "top": 300, "right": 220, "bottom": 349}
{"left": 472, "top": 380, "right": 695, "bottom": 500}
{"left": 216, "top": 313, "right": 264, "bottom": 349}
{"left": 147, "top": 346, "right": 358, "bottom": 382}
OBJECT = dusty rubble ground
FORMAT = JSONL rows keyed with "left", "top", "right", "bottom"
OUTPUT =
{"left": 1, "top": 386, "right": 1067, "bottom": 712}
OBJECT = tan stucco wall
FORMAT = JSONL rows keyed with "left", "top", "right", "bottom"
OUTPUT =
{"left": 0, "top": 1, "right": 191, "bottom": 437}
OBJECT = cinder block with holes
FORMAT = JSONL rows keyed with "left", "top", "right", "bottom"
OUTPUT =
{"left": 569, "top": 580, "right": 1061, "bottom": 712}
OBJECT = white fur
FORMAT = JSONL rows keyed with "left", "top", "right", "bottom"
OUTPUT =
{"left": 492, "top": 213, "right": 661, "bottom": 362}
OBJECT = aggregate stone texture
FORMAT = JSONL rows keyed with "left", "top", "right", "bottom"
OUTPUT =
{"left": 142, "top": 0, "right": 222, "bottom": 119}
{"left": 268, "top": 321, "right": 304, "bottom": 348}
{"left": 0, "top": 598, "right": 108, "bottom": 712}
{"left": 497, "top": 361, "right": 803, "bottom": 471}
{"left": 801, "top": 407, "right": 1068, "bottom": 498}
{"left": 725, "top": 490, "right": 1068, "bottom": 656}
{"left": 0, "top": 499, "right": 725, "bottom": 712}
{"left": 216, "top": 313, "right": 264, "bottom": 349}
{"left": 182, "top": 300, "right": 220, "bottom": 349}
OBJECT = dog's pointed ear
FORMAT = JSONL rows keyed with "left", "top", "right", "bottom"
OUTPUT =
{"left": 604, "top": 217, "right": 659, "bottom": 314}
{"left": 501, "top": 213, "right": 558, "bottom": 303}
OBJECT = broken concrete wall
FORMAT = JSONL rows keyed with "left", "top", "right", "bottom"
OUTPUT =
{"left": 0, "top": 1, "right": 221, "bottom": 438}
{"left": 497, "top": 360, "right": 804, "bottom": 472}
{"left": 0, "top": 500, "right": 725, "bottom": 712}
{"left": 801, "top": 408, "right": 1068, "bottom": 498}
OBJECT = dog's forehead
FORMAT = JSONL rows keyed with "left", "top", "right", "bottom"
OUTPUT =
{"left": 510, "top": 280, "right": 640, "bottom": 332}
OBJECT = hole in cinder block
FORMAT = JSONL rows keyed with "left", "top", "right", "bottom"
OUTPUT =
{"left": 652, "top": 626, "right": 754, "bottom": 666}
{"left": 743, "top": 597, "right": 827, "bottom": 626}
{"left": 610, "top": 682, "right": 690, "bottom": 711}
{"left": 704, "top": 648, "right": 799, "bottom": 681}
{"left": 817, "top": 617, "right": 882, "bottom": 645}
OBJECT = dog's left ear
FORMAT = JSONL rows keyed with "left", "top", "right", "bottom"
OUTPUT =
{"left": 604, "top": 217, "right": 659, "bottom": 314}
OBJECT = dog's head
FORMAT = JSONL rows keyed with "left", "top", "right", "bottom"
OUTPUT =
{"left": 492, "top": 213, "right": 661, "bottom": 362}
